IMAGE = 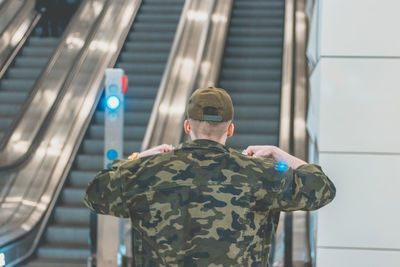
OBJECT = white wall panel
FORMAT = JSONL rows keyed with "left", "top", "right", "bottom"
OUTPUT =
{"left": 317, "top": 248, "right": 400, "bottom": 267}
{"left": 317, "top": 153, "right": 400, "bottom": 249}
{"left": 307, "top": 62, "right": 321, "bottom": 144}
{"left": 321, "top": 0, "right": 400, "bottom": 56}
{"left": 318, "top": 58, "right": 400, "bottom": 153}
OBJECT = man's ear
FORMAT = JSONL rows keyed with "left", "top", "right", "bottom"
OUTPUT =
{"left": 227, "top": 122, "right": 234, "bottom": 138}
{"left": 184, "top": 120, "right": 190, "bottom": 135}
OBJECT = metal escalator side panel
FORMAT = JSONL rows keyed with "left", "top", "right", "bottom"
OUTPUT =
{"left": 142, "top": 0, "right": 216, "bottom": 150}
{"left": 195, "top": 0, "right": 233, "bottom": 89}
{"left": 0, "top": 0, "right": 141, "bottom": 265}
{"left": 0, "top": 0, "right": 40, "bottom": 80}
{"left": 0, "top": 0, "right": 25, "bottom": 35}
{"left": 0, "top": 0, "right": 107, "bottom": 169}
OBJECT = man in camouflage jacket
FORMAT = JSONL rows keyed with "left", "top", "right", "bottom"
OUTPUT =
{"left": 84, "top": 87, "right": 336, "bottom": 266}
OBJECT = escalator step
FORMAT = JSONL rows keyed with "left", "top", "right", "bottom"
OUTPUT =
{"left": 86, "top": 125, "right": 146, "bottom": 140}
{"left": 45, "top": 225, "right": 89, "bottom": 244}
{"left": 6, "top": 68, "right": 42, "bottom": 79}
{"left": 60, "top": 188, "right": 86, "bottom": 206}
{"left": 0, "top": 91, "right": 29, "bottom": 103}
{"left": 230, "top": 92, "right": 280, "bottom": 106}
{"left": 128, "top": 32, "right": 174, "bottom": 42}
{"left": 21, "top": 47, "right": 54, "bottom": 57}
{"left": 225, "top": 46, "right": 282, "bottom": 57}
{"left": 234, "top": 106, "right": 280, "bottom": 120}
{"left": 94, "top": 111, "right": 151, "bottom": 125}
{"left": 120, "top": 51, "right": 169, "bottom": 63}
{"left": 0, "top": 80, "right": 35, "bottom": 91}
{"left": 81, "top": 139, "right": 142, "bottom": 155}
{"left": 136, "top": 13, "right": 180, "bottom": 23}
{"left": 220, "top": 80, "right": 280, "bottom": 93}
{"left": 234, "top": 120, "right": 280, "bottom": 135}
{"left": 227, "top": 36, "right": 283, "bottom": 46}
{"left": 232, "top": 9, "right": 284, "bottom": 18}
{"left": 0, "top": 118, "right": 12, "bottom": 130}
{"left": 235, "top": 1, "right": 284, "bottom": 8}
{"left": 36, "top": 244, "right": 89, "bottom": 260}
{"left": 230, "top": 18, "right": 284, "bottom": 27}
{"left": 223, "top": 57, "right": 281, "bottom": 68}
{"left": 53, "top": 206, "right": 90, "bottom": 225}
{"left": 227, "top": 133, "right": 278, "bottom": 148}
{"left": 14, "top": 57, "right": 49, "bottom": 68}
{"left": 0, "top": 104, "right": 19, "bottom": 116}
{"left": 133, "top": 23, "right": 178, "bottom": 32}
{"left": 220, "top": 69, "right": 281, "bottom": 81}
{"left": 28, "top": 37, "right": 59, "bottom": 46}
{"left": 23, "top": 257, "right": 86, "bottom": 267}
{"left": 228, "top": 27, "right": 283, "bottom": 37}
{"left": 123, "top": 42, "right": 171, "bottom": 52}
{"left": 117, "top": 62, "right": 166, "bottom": 75}
{"left": 68, "top": 171, "right": 96, "bottom": 187}
{"left": 75, "top": 155, "right": 103, "bottom": 171}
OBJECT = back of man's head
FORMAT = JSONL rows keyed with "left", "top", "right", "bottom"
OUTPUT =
{"left": 186, "top": 87, "right": 234, "bottom": 141}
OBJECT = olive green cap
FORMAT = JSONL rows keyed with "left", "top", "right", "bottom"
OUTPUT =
{"left": 187, "top": 87, "right": 234, "bottom": 122}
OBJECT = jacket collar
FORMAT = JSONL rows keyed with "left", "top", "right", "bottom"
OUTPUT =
{"left": 179, "top": 139, "right": 231, "bottom": 153}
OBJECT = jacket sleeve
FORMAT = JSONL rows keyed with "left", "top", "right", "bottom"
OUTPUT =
{"left": 83, "top": 159, "right": 139, "bottom": 218}
{"left": 278, "top": 164, "right": 336, "bottom": 211}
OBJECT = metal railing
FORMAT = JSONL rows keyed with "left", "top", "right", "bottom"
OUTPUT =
{"left": 141, "top": 0, "right": 217, "bottom": 150}
{"left": 0, "top": 0, "right": 41, "bottom": 80}
{"left": 278, "top": 0, "right": 314, "bottom": 266}
{"left": 0, "top": 0, "right": 110, "bottom": 169}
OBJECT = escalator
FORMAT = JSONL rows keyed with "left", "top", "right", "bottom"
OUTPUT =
{"left": 0, "top": 36, "right": 58, "bottom": 141}
{"left": 22, "top": 0, "right": 185, "bottom": 265}
{"left": 0, "top": 0, "right": 80, "bottom": 144}
{"left": 218, "top": 0, "right": 284, "bottom": 150}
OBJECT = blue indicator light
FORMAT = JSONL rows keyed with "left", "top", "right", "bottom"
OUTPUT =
{"left": 106, "top": 95, "right": 121, "bottom": 110}
{"left": 109, "top": 84, "right": 118, "bottom": 93}
{"left": 277, "top": 161, "right": 288, "bottom": 172}
{"left": 106, "top": 163, "right": 112, "bottom": 168}
{"left": 106, "top": 149, "right": 118, "bottom": 161}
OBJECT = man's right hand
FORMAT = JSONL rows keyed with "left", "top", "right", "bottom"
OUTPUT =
{"left": 139, "top": 144, "right": 175, "bottom": 158}
{"left": 245, "top": 145, "right": 307, "bottom": 169}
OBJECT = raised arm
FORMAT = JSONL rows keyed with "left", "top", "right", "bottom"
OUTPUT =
{"left": 84, "top": 144, "right": 174, "bottom": 217}
{"left": 84, "top": 159, "right": 132, "bottom": 218}
{"left": 245, "top": 145, "right": 336, "bottom": 211}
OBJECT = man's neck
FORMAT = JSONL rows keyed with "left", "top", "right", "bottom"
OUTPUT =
{"left": 190, "top": 136, "right": 226, "bottom": 145}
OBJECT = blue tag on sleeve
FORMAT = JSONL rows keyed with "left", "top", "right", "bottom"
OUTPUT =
{"left": 277, "top": 161, "right": 288, "bottom": 172}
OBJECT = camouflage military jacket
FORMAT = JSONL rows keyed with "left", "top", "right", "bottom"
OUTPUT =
{"left": 84, "top": 139, "right": 335, "bottom": 266}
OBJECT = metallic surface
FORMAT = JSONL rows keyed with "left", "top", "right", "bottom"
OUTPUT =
{"left": 0, "top": 0, "right": 107, "bottom": 169}
{"left": 292, "top": 0, "right": 312, "bottom": 266}
{"left": 99, "top": 68, "right": 126, "bottom": 267}
{"left": 276, "top": 0, "right": 295, "bottom": 266}
{"left": 0, "top": 0, "right": 140, "bottom": 265}
{"left": 279, "top": 0, "right": 294, "bottom": 154}
{"left": 0, "top": 0, "right": 24, "bottom": 34}
{"left": 0, "top": 0, "right": 40, "bottom": 80}
{"left": 142, "top": 0, "right": 216, "bottom": 149}
{"left": 195, "top": 0, "right": 233, "bottom": 89}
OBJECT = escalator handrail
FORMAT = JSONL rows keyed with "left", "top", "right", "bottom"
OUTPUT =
{"left": 0, "top": 0, "right": 109, "bottom": 170}
{"left": 141, "top": 0, "right": 192, "bottom": 151}
{"left": 0, "top": 0, "right": 24, "bottom": 35}
{"left": 0, "top": 0, "right": 141, "bottom": 265}
{"left": 194, "top": 0, "right": 233, "bottom": 89}
{"left": 0, "top": 0, "right": 111, "bottom": 242}
{"left": 0, "top": 0, "right": 40, "bottom": 80}
{"left": 141, "top": 0, "right": 217, "bottom": 150}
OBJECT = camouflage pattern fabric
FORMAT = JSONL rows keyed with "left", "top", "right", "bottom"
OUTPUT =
{"left": 84, "top": 139, "right": 336, "bottom": 266}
